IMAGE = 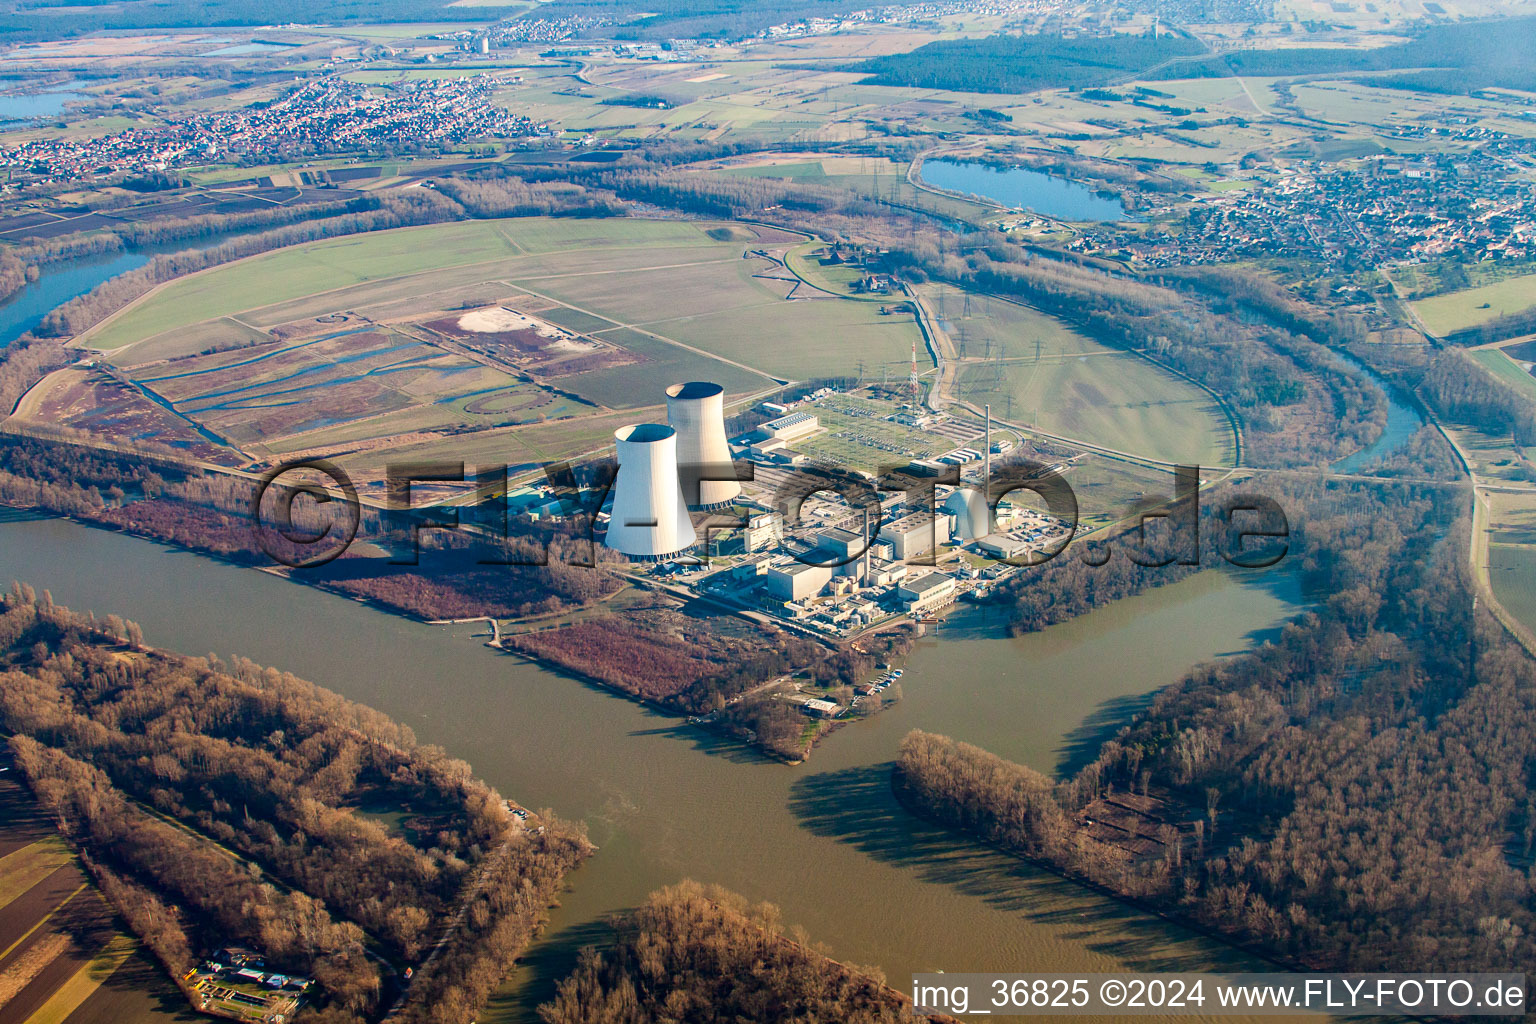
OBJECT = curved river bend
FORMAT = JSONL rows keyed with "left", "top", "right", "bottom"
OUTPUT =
{"left": 0, "top": 242, "right": 1435, "bottom": 1020}
{"left": 0, "top": 515, "right": 1308, "bottom": 1022}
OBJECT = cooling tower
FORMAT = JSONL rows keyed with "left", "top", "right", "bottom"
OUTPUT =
{"left": 666, "top": 381, "right": 741, "bottom": 509}
{"left": 605, "top": 423, "right": 698, "bottom": 559}
{"left": 944, "top": 486, "right": 991, "bottom": 541}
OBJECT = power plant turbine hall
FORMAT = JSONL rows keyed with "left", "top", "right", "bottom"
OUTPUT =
{"left": 666, "top": 381, "right": 741, "bottom": 510}
{"left": 604, "top": 423, "right": 697, "bottom": 559}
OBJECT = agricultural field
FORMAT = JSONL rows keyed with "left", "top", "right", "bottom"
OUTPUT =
{"left": 1470, "top": 346, "right": 1536, "bottom": 401}
{"left": 1415, "top": 273, "right": 1536, "bottom": 336}
{"left": 37, "top": 213, "right": 1230, "bottom": 482}
{"left": 918, "top": 285, "right": 1237, "bottom": 467}
{"left": 505, "top": 246, "right": 926, "bottom": 380}
{"left": 43, "top": 217, "right": 937, "bottom": 485}
{"left": 1442, "top": 422, "right": 1528, "bottom": 483}
{"left": 0, "top": 773, "right": 188, "bottom": 1024}
{"left": 1485, "top": 488, "right": 1536, "bottom": 639}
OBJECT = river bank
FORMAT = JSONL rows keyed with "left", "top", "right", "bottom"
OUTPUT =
{"left": 0, "top": 512, "right": 1311, "bottom": 1023}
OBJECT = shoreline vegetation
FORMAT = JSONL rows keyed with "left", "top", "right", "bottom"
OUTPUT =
{"left": 0, "top": 433, "right": 913, "bottom": 763}
{"left": 893, "top": 457, "right": 1536, "bottom": 977}
{"left": 0, "top": 583, "right": 593, "bottom": 1024}
{"left": 535, "top": 881, "right": 963, "bottom": 1024}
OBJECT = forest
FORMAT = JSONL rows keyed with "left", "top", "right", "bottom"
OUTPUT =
{"left": 536, "top": 881, "right": 960, "bottom": 1024}
{"left": 1144, "top": 16, "right": 1536, "bottom": 95}
{"left": 0, "top": 585, "right": 592, "bottom": 1023}
{"left": 827, "top": 17, "right": 1535, "bottom": 96}
{"left": 897, "top": 465, "right": 1536, "bottom": 975}
{"left": 833, "top": 33, "right": 1205, "bottom": 95}
{"left": 1421, "top": 348, "right": 1536, "bottom": 448}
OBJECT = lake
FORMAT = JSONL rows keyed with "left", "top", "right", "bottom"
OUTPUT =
{"left": 198, "top": 42, "right": 295, "bottom": 56}
{"left": 920, "top": 158, "right": 1131, "bottom": 222}
{"left": 0, "top": 90, "right": 86, "bottom": 126}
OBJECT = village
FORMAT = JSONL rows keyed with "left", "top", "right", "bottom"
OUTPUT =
{"left": 1084, "top": 145, "right": 1536, "bottom": 269}
{"left": 0, "top": 74, "right": 548, "bottom": 183}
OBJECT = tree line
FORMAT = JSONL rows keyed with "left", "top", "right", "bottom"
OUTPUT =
{"left": 536, "top": 880, "right": 960, "bottom": 1024}
{"left": 0, "top": 586, "right": 592, "bottom": 1023}
{"left": 503, "top": 606, "right": 914, "bottom": 759}
{"left": 896, "top": 468, "right": 1536, "bottom": 975}
{"left": 0, "top": 433, "right": 629, "bottom": 621}
{"left": 1421, "top": 348, "right": 1536, "bottom": 446}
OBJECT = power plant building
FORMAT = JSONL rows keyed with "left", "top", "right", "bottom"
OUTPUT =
{"left": 898, "top": 573, "right": 958, "bottom": 615}
{"left": 944, "top": 487, "right": 991, "bottom": 541}
{"left": 666, "top": 381, "right": 741, "bottom": 510}
{"left": 604, "top": 423, "right": 697, "bottom": 559}
{"left": 742, "top": 513, "right": 783, "bottom": 553}
{"left": 878, "top": 511, "right": 952, "bottom": 562}
{"left": 764, "top": 561, "right": 832, "bottom": 602}
{"left": 760, "top": 412, "right": 820, "bottom": 443}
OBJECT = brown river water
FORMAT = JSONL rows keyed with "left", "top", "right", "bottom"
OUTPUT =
{"left": 0, "top": 513, "right": 1318, "bottom": 1022}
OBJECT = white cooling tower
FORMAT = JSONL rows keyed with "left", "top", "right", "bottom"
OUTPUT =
{"left": 944, "top": 486, "right": 991, "bottom": 541}
{"left": 666, "top": 381, "right": 741, "bottom": 509}
{"left": 605, "top": 423, "right": 698, "bottom": 559}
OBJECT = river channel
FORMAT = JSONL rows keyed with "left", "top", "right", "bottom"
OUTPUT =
{"left": 0, "top": 513, "right": 1311, "bottom": 1022}
{"left": 0, "top": 242, "right": 1425, "bottom": 1019}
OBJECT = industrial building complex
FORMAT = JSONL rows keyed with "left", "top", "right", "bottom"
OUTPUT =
{"left": 583, "top": 381, "right": 1074, "bottom": 640}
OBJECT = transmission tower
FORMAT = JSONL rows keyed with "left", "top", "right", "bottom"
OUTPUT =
{"left": 908, "top": 335, "right": 921, "bottom": 412}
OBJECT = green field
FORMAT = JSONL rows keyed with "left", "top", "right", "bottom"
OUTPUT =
{"left": 84, "top": 219, "right": 723, "bottom": 355}
{"left": 1490, "top": 542, "right": 1536, "bottom": 641}
{"left": 1471, "top": 348, "right": 1536, "bottom": 401}
{"left": 508, "top": 248, "right": 926, "bottom": 380}
{"left": 1415, "top": 273, "right": 1536, "bottom": 336}
{"left": 920, "top": 285, "right": 1235, "bottom": 466}
{"left": 71, "top": 215, "right": 1226, "bottom": 477}
{"left": 68, "top": 216, "right": 939, "bottom": 481}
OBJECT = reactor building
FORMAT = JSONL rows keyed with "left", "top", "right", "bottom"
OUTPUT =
{"left": 944, "top": 486, "right": 991, "bottom": 541}
{"left": 665, "top": 381, "right": 741, "bottom": 510}
{"left": 604, "top": 423, "right": 698, "bottom": 559}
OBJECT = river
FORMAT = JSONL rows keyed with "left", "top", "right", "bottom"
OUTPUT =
{"left": 1330, "top": 351, "right": 1423, "bottom": 474}
{"left": 0, "top": 250, "right": 149, "bottom": 350}
{"left": 0, "top": 513, "right": 1311, "bottom": 1022}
